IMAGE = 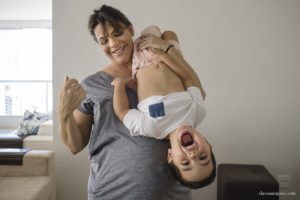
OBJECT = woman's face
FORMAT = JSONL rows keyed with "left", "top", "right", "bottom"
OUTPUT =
{"left": 94, "top": 22, "right": 134, "bottom": 66}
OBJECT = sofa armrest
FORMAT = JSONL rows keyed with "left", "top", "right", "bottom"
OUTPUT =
{"left": 0, "top": 150, "right": 54, "bottom": 179}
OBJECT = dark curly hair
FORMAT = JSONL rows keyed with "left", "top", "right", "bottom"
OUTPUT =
{"left": 169, "top": 150, "right": 216, "bottom": 189}
{"left": 88, "top": 5, "right": 132, "bottom": 42}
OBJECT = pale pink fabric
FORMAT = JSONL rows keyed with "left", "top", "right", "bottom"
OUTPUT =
{"left": 132, "top": 25, "right": 182, "bottom": 79}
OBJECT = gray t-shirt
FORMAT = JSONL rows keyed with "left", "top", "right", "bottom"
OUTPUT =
{"left": 78, "top": 71, "right": 191, "bottom": 200}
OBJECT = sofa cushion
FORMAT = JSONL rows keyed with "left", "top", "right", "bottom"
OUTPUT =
{"left": 38, "top": 120, "right": 53, "bottom": 136}
{"left": 0, "top": 150, "right": 54, "bottom": 178}
{"left": 23, "top": 136, "right": 53, "bottom": 150}
{"left": 15, "top": 110, "right": 53, "bottom": 137}
{"left": 0, "top": 176, "right": 55, "bottom": 200}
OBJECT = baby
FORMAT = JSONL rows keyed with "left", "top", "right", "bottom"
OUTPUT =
{"left": 111, "top": 25, "right": 216, "bottom": 189}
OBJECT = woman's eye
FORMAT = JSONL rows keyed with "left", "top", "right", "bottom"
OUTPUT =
{"left": 182, "top": 161, "right": 189, "bottom": 166}
{"left": 98, "top": 38, "right": 108, "bottom": 45}
{"left": 100, "top": 40, "right": 108, "bottom": 45}
{"left": 115, "top": 31, "right": 123, "bottom": 37}
{"left": 200, "top": 155, "right": 207, "bottom": 160}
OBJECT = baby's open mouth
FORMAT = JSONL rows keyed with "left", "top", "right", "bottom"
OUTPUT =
{"left": 180, "top": 131, "right": 194, "bottom": 148}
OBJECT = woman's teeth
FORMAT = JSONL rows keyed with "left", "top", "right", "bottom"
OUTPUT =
{"left": 113, "top": 46, "right": 125, "bottom": 55}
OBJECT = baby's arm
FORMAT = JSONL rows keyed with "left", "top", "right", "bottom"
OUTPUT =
{"left": 111, "top": 78, "right": 153, "bottom": 137}
{"left": 111, "top": 78, "right": 130, "bottom": 122}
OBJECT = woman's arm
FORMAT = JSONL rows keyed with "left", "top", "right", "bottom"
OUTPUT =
{"left": 59, "top": 110, "right": 92, "bottom": 154}
{"left": 58, "top": 77, "right": 92, "bottom": 154}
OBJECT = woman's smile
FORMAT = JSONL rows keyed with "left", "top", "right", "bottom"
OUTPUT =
{"left": 111, "top": 45, "right": 126, "bottom": 56}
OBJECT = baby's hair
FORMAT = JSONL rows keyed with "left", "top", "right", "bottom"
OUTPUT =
{"left": 169, "top": 150, "right": 216, "bottom": 189}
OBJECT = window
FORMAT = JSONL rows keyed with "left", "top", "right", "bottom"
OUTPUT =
{"left": 0, "top": 21, "right": 52, "bottom": 119}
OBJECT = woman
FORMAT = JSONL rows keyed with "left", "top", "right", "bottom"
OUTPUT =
{"left": 58, "top": 4, "right": 192, "bottom": 200}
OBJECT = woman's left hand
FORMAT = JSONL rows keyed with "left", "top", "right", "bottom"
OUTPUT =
{"left": 137, "top": 33, "right": 169, "bottom": 52}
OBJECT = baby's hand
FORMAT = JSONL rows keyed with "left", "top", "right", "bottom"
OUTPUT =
{"left": 111, "top": 77, "right": 132, "bottom": 87}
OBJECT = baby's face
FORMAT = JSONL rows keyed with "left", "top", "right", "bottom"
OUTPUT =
{"left": 167, "top": 125, "right": 213, "bottom": 182}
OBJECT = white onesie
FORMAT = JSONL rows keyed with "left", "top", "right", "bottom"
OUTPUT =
{"left": 123, "top": 87, "right": 206, "bottom": 139}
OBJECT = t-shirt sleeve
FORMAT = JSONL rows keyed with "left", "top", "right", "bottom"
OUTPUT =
{"left": 76, "top": 78, "right": 94, "bottom": 115}
{"left": 187, "top": 86, "right": 204, "bottom": 102}
{"left": 77, "top": 98, "right": 94, "bottom": 115}
{"left": 123, "top": 109, "right": 152, "bottom": 137}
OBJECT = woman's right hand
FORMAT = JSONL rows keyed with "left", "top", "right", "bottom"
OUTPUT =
{"left": 58, "top": 76, "right": 86, "bottom": 120}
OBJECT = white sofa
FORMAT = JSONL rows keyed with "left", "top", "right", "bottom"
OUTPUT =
{"left": 0, "top": 150, "right": 56, "bottom": 200}
{"left": 23, "top": 120, "right": 53, "bottom": 150}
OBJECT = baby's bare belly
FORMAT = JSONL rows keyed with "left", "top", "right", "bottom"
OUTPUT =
{"left": 136, "top": 63, "right": 185, "bottom": 102}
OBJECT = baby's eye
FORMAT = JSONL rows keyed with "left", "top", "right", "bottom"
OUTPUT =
{"left": 200, "top": 155, "right": 207, "bottom": 160}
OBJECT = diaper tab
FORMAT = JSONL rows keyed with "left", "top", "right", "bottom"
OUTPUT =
{"left": 149, "top": 102, "right": 165, "bottom": 118}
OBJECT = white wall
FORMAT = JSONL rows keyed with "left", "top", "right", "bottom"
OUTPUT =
{"left": 53, "top": 0, "right": 300, "bottom": 200}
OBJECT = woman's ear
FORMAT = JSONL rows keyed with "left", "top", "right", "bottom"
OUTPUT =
{"left": 167, "top": 149, "right": 173, "bottom": 164}
{"left": 129, "top": 24, "right": 134, "bottom": 36}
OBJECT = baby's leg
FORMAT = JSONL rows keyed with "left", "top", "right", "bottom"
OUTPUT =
{"left": 161, "top": 31, "right": 182, "bottom": 55}
{"left": 162, "top": 31, "right": 206, "bottom": 100}
{"left": 162, "top": 31, "right": 179, "bottom": 43}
